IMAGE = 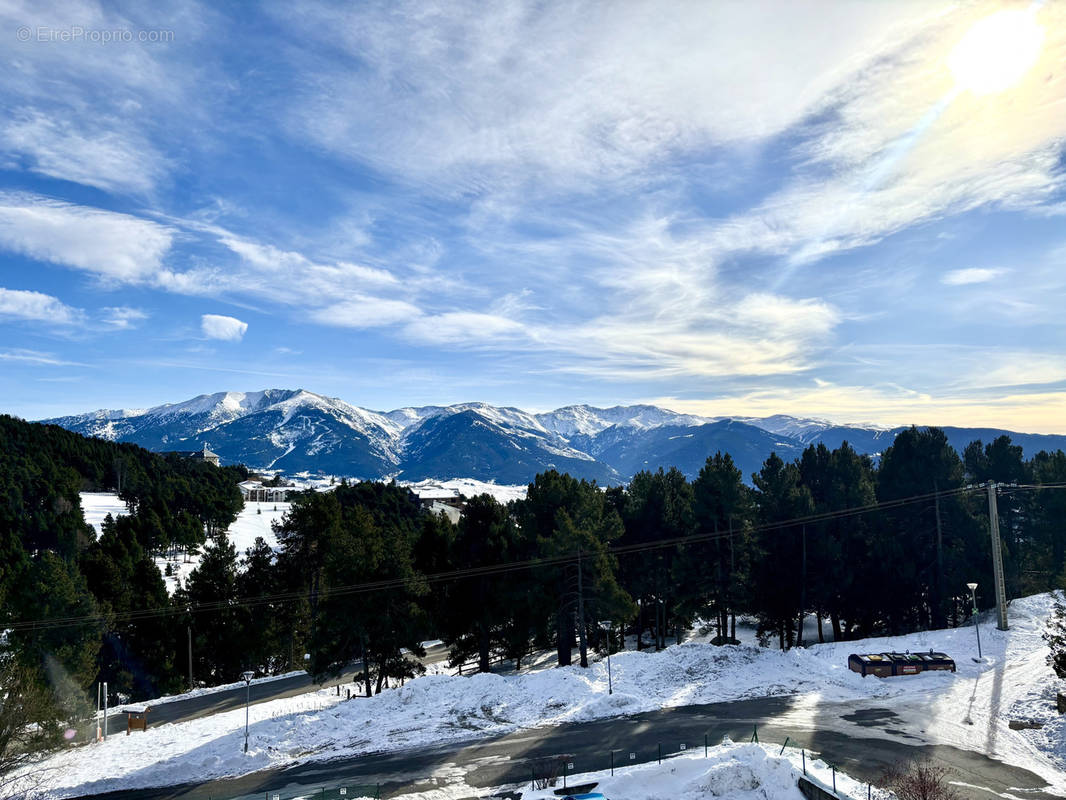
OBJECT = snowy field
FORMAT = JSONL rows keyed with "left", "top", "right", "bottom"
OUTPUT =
{"left": 80, "top": 493, "right": 290, "bottom": 593}
{"left": 22, "top": 592, "right": 1066, "bottom": 798}
{"left": 400, "top": 477, "right": 528, "bottom": 504}
{"left": 79, "top": 492, "right": 129, "bottom": 535}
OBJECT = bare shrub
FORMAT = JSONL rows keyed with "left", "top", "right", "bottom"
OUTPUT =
{"left": 880, "top": 760, "right": 962, "bottom": 800}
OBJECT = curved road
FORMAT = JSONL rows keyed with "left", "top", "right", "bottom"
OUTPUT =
{"left": 75, "top": 695, "right": 1057, "bottom": 800}
{"left": 99, "top": 645, "right": 451, "bottom": 738}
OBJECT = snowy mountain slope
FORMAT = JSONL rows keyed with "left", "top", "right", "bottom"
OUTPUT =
{"left": 41, "top": 389, "right": 1066, "bottom": 484}
{"left": 397, "top": 409, "right": 619, "bottom": 484}
{"left": 535, "top": 404, "right": 715, "bottom": 438}
{"left": 579, "top": 419, "right": 805, "bottom": 481}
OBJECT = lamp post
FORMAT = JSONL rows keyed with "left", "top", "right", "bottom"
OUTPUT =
{"left": 599, "top": 620, "right": 613, "bottom": 695}
{"left": 242, "top": 671, "right": 254, "bottom": 752}
{"left": 967, "top": 583, "right": 982, "bottom": 663}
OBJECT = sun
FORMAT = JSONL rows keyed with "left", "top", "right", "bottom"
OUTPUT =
{"left": 948, "top": 8, "right": 1044, "bottom": 96}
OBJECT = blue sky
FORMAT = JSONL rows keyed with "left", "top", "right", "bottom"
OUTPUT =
{"left": 1, "top": 0, "right": 1064, "bottom": 431}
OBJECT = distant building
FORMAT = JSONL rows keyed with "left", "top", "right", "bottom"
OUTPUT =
{"left": 413, "top": 485, "right": 464, "bottom": 521}
{"left": 162, "top": 443, "right": 221, "bottom": 466}
{"left": 413, "top": 485, "right": 463, "bottom": 508}
{"left": 239, "top": 480, "right": 295, "bottom": 503}
{"left": 428, "top": 500, "right": 462, "bottom": 524}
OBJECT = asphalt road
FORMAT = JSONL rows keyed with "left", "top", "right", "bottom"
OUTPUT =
{"left": 98, "top": 644, "right": 452, "bottom": 738}
{"left": 73, "top": 695, "right": 1058, "bottom": 800}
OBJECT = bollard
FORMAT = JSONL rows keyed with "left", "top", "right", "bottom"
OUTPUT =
{"left": 868, "top": 783, "right": 872, "bottom": 799}
{"left": 802, "top": 749, "right": 806, "bottom": 775}
{"left": 347, "top": 689, "right": 351, "bottom": 700}
{"left": 705, "top": 733, "right": 708, "bottom": 757}
{"left": 832, "top": 766, "right": 836, "bottom": 793}
{"left": 658, "top": 743, "right": 662, "bottom": 764}
{"left": 531, "top": 766, "right": 535, "bottom": 791}
{"left": 611, "top": 750, "right": 614, "bottom": 776}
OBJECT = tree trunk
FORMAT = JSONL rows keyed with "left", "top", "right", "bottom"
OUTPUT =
{"left": 478, "top": 617, "right": 491, "bottom": 674}
{"left": 556, "top": 608, "right": 573, "bottom": 666}
{"left": 817, "top": 613, "right": 825, "bottom": 643}
{"left": 360, "top": 634, "right": 372, "bottom": 697}
{"left": 831, "top": 613, "right": 842, "bottom": 642}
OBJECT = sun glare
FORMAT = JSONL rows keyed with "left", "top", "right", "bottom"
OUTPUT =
{"left": 948, "top": 8, "right": 1044, "bottom": 96}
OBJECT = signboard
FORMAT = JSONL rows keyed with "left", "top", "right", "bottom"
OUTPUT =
{"left": 680, "top": 744, "right": 686, "bottom": 751}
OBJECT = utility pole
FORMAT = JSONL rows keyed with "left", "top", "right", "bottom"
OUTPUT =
{"left": 798, "top": 525, "right": 807, "bottom": 647}
{"left": 934, "top": 479, "right": 944, "bottom": 627}
{"left": 985, "top": 482, "right": 1009, "bottom": 631}
{"left": 577, "top": 550, "right": 588, "bottom": 668}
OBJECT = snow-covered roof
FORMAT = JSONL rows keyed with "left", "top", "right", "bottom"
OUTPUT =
{"left": 414, "top": 486, "right": 461, "bottom": 500}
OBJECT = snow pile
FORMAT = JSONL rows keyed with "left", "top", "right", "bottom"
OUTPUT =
{"left": 379, "top": 743, "right": 872, "bottom": 800}
{"left": 514, "top": 743, "right": 865, "bottom": 800}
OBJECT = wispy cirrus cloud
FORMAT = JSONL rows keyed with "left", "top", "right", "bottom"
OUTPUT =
{"left": 0, "top": 348, "right": 89, "bottom": 367}
{"left": 2, "top": 110, "right": 168, "bottom": 196}
{"left": 941, "top": 267, "right": 1007, "bottom": 285}
{"left": 100, "top": 306, "right": 149, "bottom": 329}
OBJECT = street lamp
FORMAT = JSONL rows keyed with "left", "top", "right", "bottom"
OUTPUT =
{"left": 598, "top": 620, "right": 613, "bottom": 695}
{"left": 241, "top": 670, "right": 255, "bottom": 752}
{"left": 966, "top": 583, "right": 982, "bottom": 662}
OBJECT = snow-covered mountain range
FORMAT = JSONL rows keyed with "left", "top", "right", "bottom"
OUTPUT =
{"left": 41, "top": 389, "right": 1066, "bottom": 484}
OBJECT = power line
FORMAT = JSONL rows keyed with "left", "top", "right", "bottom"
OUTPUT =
{"left": 0, "top": 481, "right": 1041, "bottom": 633}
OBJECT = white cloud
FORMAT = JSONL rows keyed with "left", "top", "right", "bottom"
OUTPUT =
{"left": 285, "top": 0, "right": 935, "bottom": 189}
{"left": 310, "top": 298, "right": 420, "bottom": 329}
{"left": 0, "top": 194, "right": 173, "bottom": 282}
{"left": 100, "top": 306, "right": 149, "bottom": 329}
{"left": 941, "top": 267, "right": 1007, "bottom": 285}
{"left": 403, "top": 312, "right": 526, "bottom": 345}
{"left": 2, "top": 110, "right": 166, "bottom": 195}
{"left": 201, "top": 314, "right": 248, "bottom": 341}
{"left": 0, "top": 287, "right": 82, "bottom": 325}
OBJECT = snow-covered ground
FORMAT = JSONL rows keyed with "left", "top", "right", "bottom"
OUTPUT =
{"left": 79, "top": 492, "right": 130, "bottom": 535}
{"left": 400, "top": 477, "right": 527, "bottom": 504}
{"left": 80, "top": 493, "right": 290, "bottom": 594}
{"left": 155, "top": 500, "right": 290, "bottom": 592}
{"left": 23, "top": 593, "right": 1066, "bottom": 798}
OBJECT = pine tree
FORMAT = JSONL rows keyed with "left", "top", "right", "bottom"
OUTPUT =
{"left": 178, "top": 533, "right": 242, "bottom": 682}
{"left": 1045, "top": 597, "right": 1066, "bottom": 680}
